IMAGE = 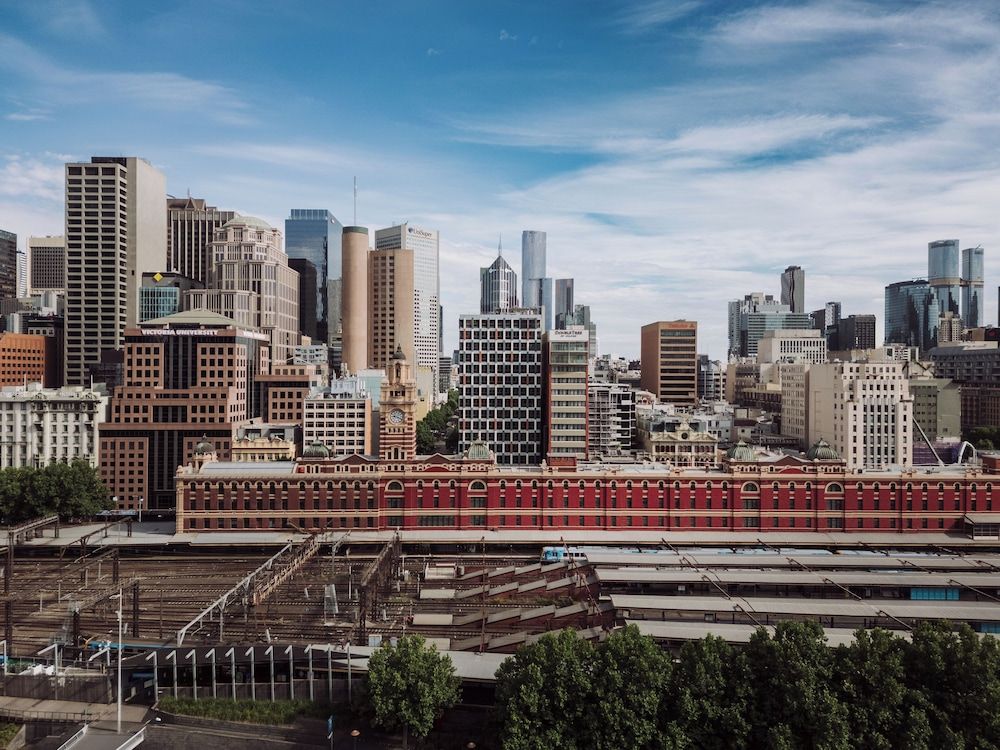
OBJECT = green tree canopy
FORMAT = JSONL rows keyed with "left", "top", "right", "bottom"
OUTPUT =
{"left": 366, "top": 634, "right": 459, "bottom": 749}
{"left": 0, "top": 460, "right": 110, "bottom": 525}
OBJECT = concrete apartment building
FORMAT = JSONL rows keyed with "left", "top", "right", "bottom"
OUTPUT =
{"left": 697, "top": 355, "right": 725, "bottom": 401}
{"left": 543, "top": 327, "right": 589, "bottom": 460}
{"left": 587, "top": 382, "right": 636, "bottom": 458}
{"left": 27, "top": 235, "right": 65, "bottom": 295}
{"left": 64, "top": 157, "right": 166, "bottom": 386}
{"left": 458, "top": 312, "right": 543, "bottom": 464}
{"left": 303, "top": 376, "right": 372, "bottom": 458}
{"left": 166, "top": 196, "right": 236, "bottom": 285}
{"left": 640, "top": 320, "right": 698, "bottom": 406}
{"left": 757, "top": 328, "right": 827, "bottom": 364}
{"left": 0, "top": 383, "right": 107, "bottom": 469}
{"left": 808, "top": 361, "right": 913, "bottom": 470}
{"left": 186, "top": 215, "right": 299, "bottom": 365}
{"left": 99, "top": 309, "right": 270, "bottom": 511}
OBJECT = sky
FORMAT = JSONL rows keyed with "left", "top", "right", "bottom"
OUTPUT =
{"left": 2, "top": 0, "right": 1000, "bottom": 360}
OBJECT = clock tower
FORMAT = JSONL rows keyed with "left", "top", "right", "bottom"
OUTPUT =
{"left": 379, "top": 345, "right": 418, "bottom": 461}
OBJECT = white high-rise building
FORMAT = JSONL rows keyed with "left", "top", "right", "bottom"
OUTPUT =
{"left": 303, "top": 376, "right": 372, "bottom": 457}
{"left": 459, "top": 311, "right": 542, "bottom": 464}
{"left": 587, "top": 382, "right": 635, "bottom": 457}
{"left": 374, "top": 224, "right": 440, "bottom": 390}
{"left": 64, "top": 157, "right": 166, "bottom": 385}
{"left": 0, "top": 383, "right": 107, "bottom": 468}
{"left": 808, "top": 361, "right": 912, "bottom": 470}
{"left": 757, "top": 329, "right": 827, "bottom": 364}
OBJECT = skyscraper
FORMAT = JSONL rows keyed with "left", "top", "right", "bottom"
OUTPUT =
{"left": 27, "top": 236, "right": 65, "bottom": 295}
{"left": 166, "top": 197, "right": 235, "bottom": 285}
{"left": 288, "top": 258, "right": 318, "bottom": 341}
{"left": 543, "top": 327, "right": 589, "bottom": 460}
{"left": 285, "top": 209, "right": 343, "bottom": 352}
{"left": 341, "top": 226, "right": 369, "bottom": 374}
{"left": 884, "top": 279, "right": 934, "bottom": 351}
{"left": 554, "top": 278, "right": 574, "bottom": 324}
{"left": 374, "top": 224, "right": 440, "bottom": 389}
{"left": 480, "top": 253, "right": 518, "bottom": 313}
{"left": 640, "top": 320, "right": 698, "bottom": 405}
{"left": 962, "top": 245, "right": 985, "bottom": 328}
{"left": 780, "top": 265, "right": 805, "bottom": 313}
{"left": 64, "top": 157, "right": 167, "bottom": 386}
{"left": 521, "top": 230, "right": 554, "bottom": 330}
{"left": 0, "top": 230, "right": 17, "bottom": 304}
{"left": 459, "top": 311, "right": 543, "bottom": 464}
{"left": 928, "top": 239, "right": 961, "bottom": 323}
{"left": 837, "top": 314, "right": 877, "bottom": 351}
{"left": 728, "top": 293, "right": 811, "bottom": 359}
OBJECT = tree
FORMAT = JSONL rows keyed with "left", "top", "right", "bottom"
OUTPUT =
{"left": 744, "top": 622, "right": 850, "bottom": 750}
{"left": 0, "top": 461, "right": 110, "bottom": 525}
{"left": 665, "top": 634, "right": 750, "bottom": 749}
{"left": 494, "top": 629, "right": 595, "bottom": 750}
{"left": 590, "top": 625, "right": 671, "bottom": 749}
{"left": 366, "top": 634, "right": 459, "bottom": 749}
{"left": 834, "top": 629, "right": 908, "bottom": 750}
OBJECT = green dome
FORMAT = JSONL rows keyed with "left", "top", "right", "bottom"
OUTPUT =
{"left": 807, "top": 438, "right": 840, "bottom": 461}
{"left": 193, "top": 435, "right": 215, "bottom": 455}
{"left": 726, "top": 440, "right": 756, "bottom": 462}
{"left": 302, "top": 442, "right": 331, "bottom": 459}
{"left": 464, "top": 440, "right": 492, "bottom": 461}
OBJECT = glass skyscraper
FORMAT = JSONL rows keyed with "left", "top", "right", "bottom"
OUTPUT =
{"left": 884, "top": 279, "right": 933, "bottom": 350}
{"left": 285, "top": 209, "right": 343, "bottom": 351}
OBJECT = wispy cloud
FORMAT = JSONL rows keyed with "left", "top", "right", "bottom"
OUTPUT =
{"left": 7, "top": 0, "right": 106, "bottom": 38}
{"left": 5, "top": 109, "right": 50, "bottom": 122}
{"left": 426, "top": 47, "right": 441, "bottom": 56}
{"left": 0, "top": 34, "right": 251, "bottom": 125}
{"left": 0, "top": 154, "right": 65, "bottom": 202}
{"left": 499, "top": 29, "right": 518, "bottom": 42}
{"left": 617, "top": 1, "right": 703, "bottom": 33}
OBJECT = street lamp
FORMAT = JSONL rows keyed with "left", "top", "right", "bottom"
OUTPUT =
{"left": 351, "top": 728, "right": 360, "bottom": 750}
{"left": 467, "top": 743, "right": 476, "bottom": 749}
{"left": 109, "top": 588, "right": 123, "bottom": 734}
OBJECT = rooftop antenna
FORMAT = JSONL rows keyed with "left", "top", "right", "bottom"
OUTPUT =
{"left": 353, "top": 177, "right": 357, "bottom": 226}
{"left": 498, "top": 233, "right": 503, "bottom": 257}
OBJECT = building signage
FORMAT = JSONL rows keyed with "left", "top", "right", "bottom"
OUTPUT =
{"left": 140, "top": 329, "right": 218, "bottom": 337}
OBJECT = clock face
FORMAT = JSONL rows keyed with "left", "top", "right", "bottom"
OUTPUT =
{"left": 389, "top": 408, "right": 405, "bottom": 424}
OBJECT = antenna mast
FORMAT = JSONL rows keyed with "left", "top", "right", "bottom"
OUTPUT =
{"left": 353, "top": 177, "right": 357, "bottom": 226}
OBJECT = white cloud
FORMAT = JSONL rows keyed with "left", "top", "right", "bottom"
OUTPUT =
{"left": 499, "top": 29, "right": 518, "bottom": 42}
{"left": 426, "top": 47, "right": 441, "bottom": 56}
{"left": 617, "top": 1, "right": 703, "bottom": 34}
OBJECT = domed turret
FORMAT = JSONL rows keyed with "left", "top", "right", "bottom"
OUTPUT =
{"left": 807, "top": 438, "right": 840, "bottom": 461}
{"left": 302, "top": 442, "right": 331, "bottom": 459}
{"left": 464, "top": 440, "right": 494, "bottom": 462}
{"left": 193, "top": 435, "right": 215, "bottom": 456}
{"left": 726, "top": 440, "right": 757, "bottom": 463}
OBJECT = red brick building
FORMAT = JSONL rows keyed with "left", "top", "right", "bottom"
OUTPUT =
{"left": 0, "top": 332, "right": 53, "bottom": 387}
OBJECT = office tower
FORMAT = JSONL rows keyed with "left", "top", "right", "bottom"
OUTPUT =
{"left": 16, "top": 250, "right": 27, "bottom": 299}
{"left": 836, "top": 314, "right": 877, "bottom": 351}
{"left": 99, "top": 309, "right": 269, "bottom": 511}
{"left": 884, "top": 279, "right": 934, "bottom": 351}
{"left": 379, "top": 346, "right": 417, "bottom": 461}
{"left": 543, "top": 328, "right": 589, "bottom": 460}
{"left": 64, "top": 157, "right": 167, "bottom": 386}
{"left": 369, "top": 241, "right": 415, "bottom": 370}
{"left": 587, "top": 382, "right": 635, "bottom": 457}
{"left": 374, "top": 224, "right": 440, "bottom": 388}
{"left": 341, "top": 226, "right": 369, "bottom": 373}
{"left": 909, "top": 375, "right": 961, "bottom": 443}
{"left": 303, "top": 376, "right": 372, "bottom": 457}
{"left": 27, "top": 236, "right": 65, "bottom": 295}
{"left": 458, "top": 312, "right": 543, "bottom": 464}
{"left": 962, "top": 246, "right": 985, "bottom": 328}
{"left": 166, "top": 197, "right": 235, "bottom": 284}
{"left": 936, "top": 312, "right": 963, "bottom": 344}
{"left": 811, "top": 301, "right": 841, "bottom": 350}
{"left": 0, "top": 230, "right": 16, "bottom": 304}
{"left": 554, "top": 278, "right": 574, "bottom": 324}
{"left": 559, "top": 304, "right": 599, "bottom": 357}
{"left": 285, "top": 209, "right": 343, "bottom": 349}
{"left": 780, "top": 265, "right": 805, "bottom": 313}
{"left": 0, "top": 383, "right": 107, "bottom": 469}
{"left": 0, "top": 332, "right": 52, "bottom": 386}
{"left": 257, "top": 363, "right": 325, "bottom": 425}
{"left": 480, "top": 253, "right": 519, "bottom": 313}
{"left": 138, "top": 271, "right": 201, "bottom": 322}
{"left": 928, "top": 239, "right": 961, "bottom": 322}
{"left": 521, "top": 230, "right": 553, "bottom": 330}
{"left": 697, "top": 355, "right": 725, "bottom": 401}
{"left": 640, "top": 321, "right": 698, "bottom": 405}
{"left": 808, "top": 361, "right": 913, "bottom": 470}
{"left": 186, "top": 215, "right": 299, "bottom": 364}
{"left": 929, "top": 344, "right": 1000, "bottom": 431}
{"left": 757, "top": 329, "right": 827, "bottom": 364}
{"left": 728, "top": 293, "right": 812, "bottom": 359}
{"left": 288, "top": 258, "right": 318, "bottom": 341}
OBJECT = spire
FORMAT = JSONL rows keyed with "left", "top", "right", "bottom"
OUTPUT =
{"left": 498, "top": 233, "right": 503, "bottom": 258}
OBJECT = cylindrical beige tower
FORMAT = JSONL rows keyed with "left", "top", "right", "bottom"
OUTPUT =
{"left": 341, "top": 226, "right": 370, "bottom": 373}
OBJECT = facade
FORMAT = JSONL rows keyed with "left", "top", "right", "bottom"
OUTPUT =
{"left": 27, "top": 235, "right": 65, "bottom": 295}
{"left": 285, "top": 209, "right": 343, "bottom": 349}
{"left": 303, "top": 376, "right": 372, "bottom": 458}
{"left": 0, "top": 383, "right": 107, "bottom": 469}
{"left": 288, "top": 258, "right": 318, "bottom": 343}
{"left": 780, "top": 265, "right": 805, "bottom": 313}
{"left": 837, "top": 314, "right": 877, "bottom": 351}
{"left": 175, "top": 447, "right": 1000, "bottom": 534}
{"left": 521, "top": 230, "right": 552, "bottom": 331}
{"left": 757, "top": 329, "right": 827, "bottom": 364}
{"left": 480, "top": 254, "right": 519, "bottom": 313}
{"left": 638, "top": 419, "right": 719, "bottom": 467}
{"left": 811, "top": 301, "right": 842, "bottom": 350}
{"left": 728, "top": 293, "right": 811, "bottom": 358}
{"left": 885, "top": 279, "right": 934, "bottom": 351}
{"left": 557, "top": 304, "right": 598, "bottom": 357}
{"left": 0, "top": 230, "right": 16, "bottom": 304}
{"left": 187, "top": 215, "right": 299, "bottom": 365}
{"left": 139, "top": 272, "right": 202, "bottom": 323}
{"left": 257, "top": 364, "right": 325, "bottom": 425}
{"left": 368, "top": 241, "right": 415, "bottom": 370}
{"left": 458, "top": 312, "right": 543, "bottom": 465}
{"left": 543, "top": 328, "right": 589, "bottom": 460}
{"left": 910, "top": 376, "right": 961, "bottom": 443}
{"left": 937, "top": 312, "right": 963, "bottom": 344}
{"left": 379, "top": 347, "right": 418, "bottom": 461}
{"left": 64, "top": 157, "right": 167, "bottom": 386}
{"left": 929, "top": 344, "right": 1000, "bottom": 431}
{"left": 374, "top": 224, "right": 440, "bottom": 390}
{"left": 554, "top": 278, "right": 574, "bottom": 323}
{"left": 587, "top": 382, "right": 635, "bottom": 458}
{"left": 231, "top": 435, "right": 296, "bottom": 462}
{"left": 166, "top": 197, "right": 235, "bottom": 285}
{"left": 808, "top": 362, "right": 913, "bottom": 470}
{"left": 6, "top": 312, "right": 63, "bottom": 388}
{"left": 697, "top": 355, "right": 725, "bottom": 401}
{"left": 341, "top": 226, "right": 369, "bottom": 373}
{"left": 962, "top": 246, "right": 985, "bottom": 329}
{"left": 780, "top": 363, "right": 810, "bottom": 448}
{"left": 928, "top": 239, "right": 961, "bottom": 323}
{"left": 0, "top": 332, "right": 52, "bottom": 387}
{"left": 98, "top": 309, "right": 270, "bottom": 511}
{"left": 640, "top": 321, "right": 698, "bottom": 405}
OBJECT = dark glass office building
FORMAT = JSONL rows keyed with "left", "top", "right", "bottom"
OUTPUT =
{"left": 885, "top": 279, "right": 934, "bottom": 350}
{"left": 284, "top": 209, "right": 343, "bottom": 352}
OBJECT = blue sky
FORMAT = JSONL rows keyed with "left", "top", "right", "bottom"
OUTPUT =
{"left": 2, "top": 0, "right": 1000, "bottom": 359}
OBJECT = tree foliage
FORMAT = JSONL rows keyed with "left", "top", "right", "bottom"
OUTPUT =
{"left": 416, "top": 389, "right": 459, "bottom": 454}
{"left": 366, "top": 634, "right": 459, "bottom": 748}
{"left": 0, "top": 460, "right": 111, "bottom": 524}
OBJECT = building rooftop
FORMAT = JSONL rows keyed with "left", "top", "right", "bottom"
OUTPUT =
{"left": 142, "top": 308, "right": 240, "bottom": 328}
{"left": 223, "top": 214, "right": 273, "bottom": 230}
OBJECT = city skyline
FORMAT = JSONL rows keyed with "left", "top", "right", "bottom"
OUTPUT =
{"left": 2, "top": 1, "right": 1000, "bottom": 359}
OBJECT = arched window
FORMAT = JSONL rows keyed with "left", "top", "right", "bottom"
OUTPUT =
{"left": 386, "top": 480, "right": 404, "bottom": 492}
{"left": 742, "top": 482, "right": 759, "bottom": 493}
{"left": 826, "top": 483, "right": 843, "bottom": 494}
{"left": 469, "top": 480, "right": 487, "bottom": 491}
